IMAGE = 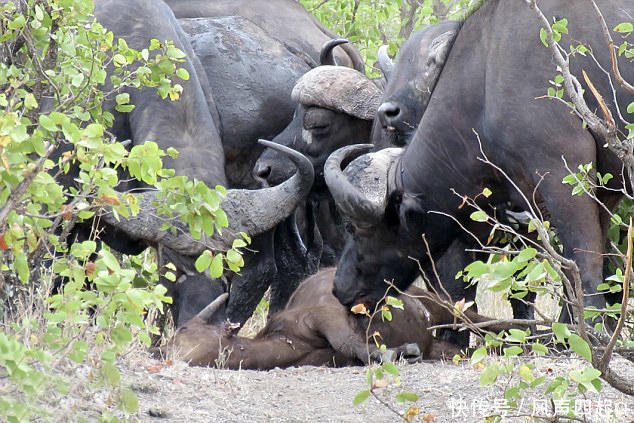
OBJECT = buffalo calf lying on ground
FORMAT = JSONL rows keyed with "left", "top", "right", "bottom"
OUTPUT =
{"left": 162, "top": 268, "right": 507, "bottom": 369}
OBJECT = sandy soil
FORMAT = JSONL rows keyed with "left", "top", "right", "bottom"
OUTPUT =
{"left": 118, "top": 352, "right": 634, "bottom": 423}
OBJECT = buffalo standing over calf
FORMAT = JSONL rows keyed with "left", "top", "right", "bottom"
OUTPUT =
{"left": 373, "top": 21, "right": 536, "bottom": 330}
{"left": 326, "top": 0, "right": 634, "bottom": 322}
{"left": 253, "top": 62, "right": 382, "bottom": 311}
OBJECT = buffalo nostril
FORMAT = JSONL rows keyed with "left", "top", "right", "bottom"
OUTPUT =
{"left": 377, "top": 102, "right": 401, "bottom": 128}
{"left": 254, "top": 163, "right": 272, "bottom": 180}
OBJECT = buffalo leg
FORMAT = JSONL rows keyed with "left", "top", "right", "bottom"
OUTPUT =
{"left": 226, "top": 230, "right": 277, "bottom": 326}
{"left": 532, "top": 162, "right": 607, "bottom": 322}
{"left": 269, "top": 203, "right": 323, "bottom": 314}
{"left": 424, "top": 237, "right": 477, "bottom": 348}
{"left": 313, "top": 309, "right": 372, "bottom": 364}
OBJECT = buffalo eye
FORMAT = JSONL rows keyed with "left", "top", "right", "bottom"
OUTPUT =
{"left": 303, "top": 107, "right": 333, "bottom": 133}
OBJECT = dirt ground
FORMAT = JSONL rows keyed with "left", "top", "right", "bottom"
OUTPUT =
{"left": 117, "top": 351, "right": 634, "bottom": 423}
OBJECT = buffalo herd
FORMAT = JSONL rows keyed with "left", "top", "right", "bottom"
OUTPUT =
{"left": 82, "top": 0, "right": 633, "bottom": 368}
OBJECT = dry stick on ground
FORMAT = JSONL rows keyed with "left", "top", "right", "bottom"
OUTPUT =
{"left": 528, "top": 0, "right": 634, "bottom": 395}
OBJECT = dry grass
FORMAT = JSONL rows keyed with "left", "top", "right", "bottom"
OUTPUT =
{"left": 238, "top": 288, "right": 270, "bottom": 338}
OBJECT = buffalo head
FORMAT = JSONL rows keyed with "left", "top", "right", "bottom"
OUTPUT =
{"left": 324, "top": 144, "right": 458, "bottom": 309}
{"left": 162, "top": 293, "right": 238, "bottom": 366}
{"left": 373, "top": 22, "right": 458, "bottom": 148}
{"left": 254, "top": 40, "right": 381, "bottom": 196}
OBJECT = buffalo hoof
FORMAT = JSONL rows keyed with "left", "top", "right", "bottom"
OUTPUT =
{"left": 148, "top": 408, "right": 169, "bottom": 418}
{"left": 402, "top": 343, "right": 420, "bottom": 357}
{"left": 380, "top": 349, "right": 398, "bottom": 363}
{"left": 370, "top": 343, "right": 422, "bottom": 363}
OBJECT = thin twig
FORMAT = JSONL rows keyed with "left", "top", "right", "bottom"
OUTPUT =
{"left": 598, "top": 217, "right": 632, "bottom": 371}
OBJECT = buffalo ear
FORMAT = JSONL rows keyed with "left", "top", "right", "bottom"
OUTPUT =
{"left": 384, "top": 190, "right": 404, "bottom": 227}
{"left": 427, "top": 30, "right": 456, "bottom": 67}
{"left": 222, "top": 321, "right": 241, "bottom": 337}
{"left": 396, "top": 192, "right": 426, "bottom": 234}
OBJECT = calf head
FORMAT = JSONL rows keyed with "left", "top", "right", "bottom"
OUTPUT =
{"left": 164, "top": 293, "right": 239, "bottom": 366}
{"left": 254, "top": 41, "right": 381, "bottom": 196}
{"left": 325, "top": 145, "right": 457, "bottom": 309}
{"left": 373, "top": 21, "right": 458, "bottom": 148}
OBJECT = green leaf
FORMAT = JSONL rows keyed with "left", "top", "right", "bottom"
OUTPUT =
{"left": 8, "top": 14, "right": 26, "bottom": 29}
{"left": 83, "top": 123, "right": 103, "bottom": 138}
{"left": 381, "top": 308, "right": 392, "bottom": 321}
{"left": 516, "top": 247, "right": 537, "bottom": 263}
{"left": 470, "top": 210, "right": 488, "bottom": 222}
{"left": 464, "top": 261, "right": 489, "bottom": 278}
{"left": 627, "top": 102, "right": 634, "bottom": 114}
{"left": 39, "top": 115, "right": 57, "bottom": 132}
{"left": 167, "top": 147, "right": 179, "bottom": 159}
{"left": 482, "top": 187, "right": 492, "bottom": 198}
{"left": 385, "top": 296, "right": 404, "bottom": 310}
{"left": 614, "top": 22, "right": 634, "bottom": 33}
{"left": 102, "top": 362, "right": 120, "bottom": 386}
{"left": 539, "top": 28, "right": 549, "bottom": 47}
{"left": 24, "top": 92, "right": 38, "bottom": 109}
{"left": 100, "top": 249, "right": 120, "bottom": 272}
{"left": 176, "top": 68, "right": 190, "bottom": 80}
{"left": 470, "top": 346, "right": 487, "bottom": 365}
{"left": 503, "top": 346, "right": 523, "bottom": 357}
{"left": 120, "top": 388, "right": 139, "bottom": 413}
{"left": 518, "top": 364, "right": 534, "bottom": 383}
{"left": 507, "top": 329, "right": 527, "bottom": 343}
{"left": 195, "top": 250, "right": 213, "bottom": 273}
{"left": 70, "top": 340, "right": 88, "bottom": 363}
{"left": 14, "top": 252, "right": 30, "bottom": 283}
{"left": 552, "top": 322, "right": 571, "bottom": 343}
{"left": 226, "top": 248, "right": 242, "bottom": 264}
{"left": 569, "top": 367, "right": 601, "bottom": 384}
{"left": 531, "top": 343, "right": 548, "bottom": 356}
{"left": 115, "top": 93, "right": 130, "bottom": 105}
{"left": 382, "top": 361, "right": 399, "bottom": 376}
{"left": 480, "top": 363, "right": 499, "bottom": 385}
{"left": 395, "top": 392, "right": 419, "bottom": 403}
{"left": 569, "top": 334, "right": 592, "bottom": 362}
{"left": 112, "top": 326, "right": 133, "bottom": 346}
{"left": 353, "top": 390, "right": 370, "bottom": 406}
{"left": 113, "top": 54, "right": 127, "bottom": 66}
{"left": 210, "top": 253, "right": 224, "bottom": 278}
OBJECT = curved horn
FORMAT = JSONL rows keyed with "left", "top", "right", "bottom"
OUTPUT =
{"left": 324, "top": 144, "right": 384, "bottom": 226}
{"left": 101, "top": 140, "right": 314, "bottom": 256}
{"left": 197, "top": 292, "right": 229, "bottom": 322}
{"left": 319, "top": 38, "right": 349, "bottom": 66}
{"left": 377, "top": 45, "right": 394, "bottom": 80}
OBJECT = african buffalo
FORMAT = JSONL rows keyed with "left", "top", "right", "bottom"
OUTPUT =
{"left": 252, "top": 57, "right": 382, "bottom": 312}
{"left": 79, "top": 0, "right": 315, "bottom": 328}
{"left": 374, "top": 21, "right": 536, "bottom": 331}
{"left": 165, "top": 267, "right": 512, "bottom": 369}
{"left": 160, "top": 4, "right": 366, "bottom": 324}
{"left": 325, "top": 1, "right": 634, "bottom": 323}
{"left": 373, "top": 21, "right": 459, "bottom": 149}
{"left": 167, "top": 0, "right": 365, "bottom": 188}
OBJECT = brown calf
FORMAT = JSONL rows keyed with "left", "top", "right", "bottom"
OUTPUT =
{"left": 164, "top": 268, "right": 503, "bottom": 369}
